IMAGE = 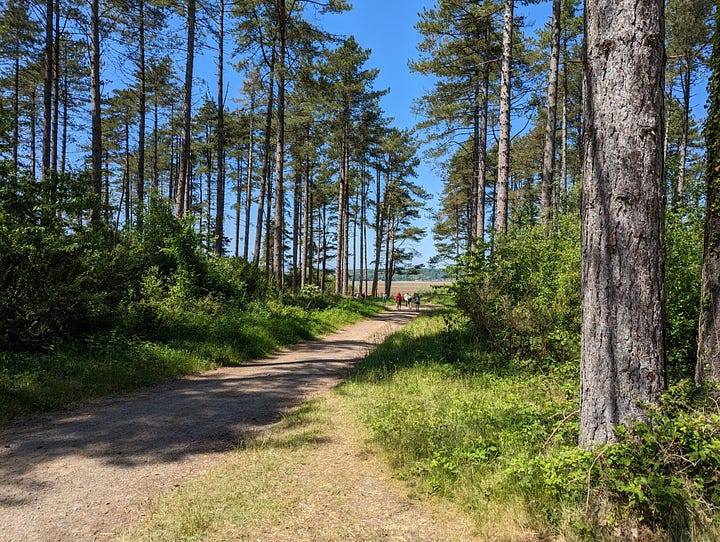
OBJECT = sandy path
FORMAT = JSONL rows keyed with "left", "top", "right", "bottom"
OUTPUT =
{"left": 0, "top": 308, "right": 420, "bottom": 542}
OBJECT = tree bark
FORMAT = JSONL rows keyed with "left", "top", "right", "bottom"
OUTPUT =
{"left": 579, "top": 0, "right": 666, "bottom": 447}
{"left": 90, "top": 0, "right": 103, "bottom": 226}
{"left": 175, "top": 0, "right": 195, "bottom": 217}
{"left": 695, "top": 8, "right": 720, "bottom": 382}
{"left": 214, "top": 0, "right": 226, "bottom": 255}
{"left": 540, "top": 0, "right": 561, "bottom": 230}
{"left": 42, "top": 0, "right": 53, "bottom": 183}
{"left": 273, "top": 0, "right": 287, "bottom": 286}
{"left": 495, "top": 0, "right": 513, "bottom": 235}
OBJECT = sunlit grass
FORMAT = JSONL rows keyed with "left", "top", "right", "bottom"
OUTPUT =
{"left": 0, "top": 299, "right": 384, "bottom": 421}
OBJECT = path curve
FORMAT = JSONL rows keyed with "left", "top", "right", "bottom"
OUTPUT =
{"left": 0, "top": 307, "right": 420, "bottom": 542}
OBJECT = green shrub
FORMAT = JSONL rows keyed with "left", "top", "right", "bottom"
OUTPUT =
{"left": 453, "top": 217, "right": 580, "bottom": 364}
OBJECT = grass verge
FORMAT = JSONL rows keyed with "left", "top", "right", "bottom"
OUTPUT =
{"left": 0, "top": 298, "right": 384, "bottom": 421}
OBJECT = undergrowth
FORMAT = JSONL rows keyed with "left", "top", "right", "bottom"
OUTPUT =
{"left": 0, "top": 297, "right": 382, "bottom": 421}
{"left": 341, "top": 308, "right": 720, "bottom": 541}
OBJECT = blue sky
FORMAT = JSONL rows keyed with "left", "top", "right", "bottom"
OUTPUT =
{"left": 314, "top": 1, "right": 552, "bottom": 266}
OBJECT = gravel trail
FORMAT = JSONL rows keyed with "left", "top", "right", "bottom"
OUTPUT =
{"left": 0, "top": 308, "right": 420, "bottom": 542}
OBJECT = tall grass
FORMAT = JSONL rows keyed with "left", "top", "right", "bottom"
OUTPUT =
{"left": 0, "top": 298, "right": 383, "bottom": 421}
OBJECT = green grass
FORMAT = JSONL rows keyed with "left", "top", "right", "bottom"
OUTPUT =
{"left": 0, "top": 298, "right": 384, "bottom": 421}
{"left": 338, "top": 307, "right": 720, "bottom": 541}
{"left": 336, "top": 307, "right": 578, "bottom": 539}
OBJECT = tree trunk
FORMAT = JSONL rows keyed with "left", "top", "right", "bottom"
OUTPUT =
{"left": 90, "top": 0, "right": 103, "bottom": 225}
{"left": 495, "top": 0, "right": 513, "bottom": 235}
{"left": 175, "top": 0, "right": 195, "bottom": 217}
{"left": 695, "top": 10, "right": 720, "bottom": 382}
{"left": 244, "top": 98, "right": 255, "bottom": 261}
{"left": 677, "top": 53, "right": 692, "bottom": 199}
{"left": 42, "top": 0, "right": 53, "bottom": 182}
{"left": 273, "top": 1, "right": 287, "bottom": 286}
{"left": 137, "top": 0, "right": 146, "bottom": 228}
{"left": 540, "top": 0, "right": 561, "bottom": 230}
{"left": 579, "top": 0, "right": 666, "bottom": 447}
{"left": 214, "top": 0, "right": 226, "bottom": 255}
{"left": 253, "top": 52, "right": 275, "bottom": 266}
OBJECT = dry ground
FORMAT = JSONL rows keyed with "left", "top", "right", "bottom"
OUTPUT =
{"left": 0, "top": 306, "right": 481, "bottom": 542}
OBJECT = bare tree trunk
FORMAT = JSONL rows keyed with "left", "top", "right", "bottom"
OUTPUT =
{"left": 541, "top": 0, "right": 561, "bottom": 230}
{"left": 695, "top": 12, "right": 720, "bottom": 382}
{"left": 90, "top": 0, "right": 103, "bottom": 225}
{"left": 244, "top": 101, "right": 255, "bottom": 261}
{"left": 495, "top": 0, "right": 513, "bottom": 235}
{"left": 579, "top": 0, "right": 666, "bottom": 447}
{"left": 273, "top": 0, "right": 287, "bottom": 286}
{"left": 175, "top": 0, "right": 195, "bottom": 217}
{"left": 42, "top": 0, "right": 53, "bottom": 183}
{"left": 677, "top": 54, "right": 691, "bottom": 199}
{"left": 215, "top": 0, "right": 226, "bottom": 255}
{"left": 137, "top": 0, "right": 146, "bottom": 228}
{"left": 371, "top": 165, "right": 383, "bottom": 297}
{"left": 52, "top": 1, "right": 59, "bottom": 174}
{"left": 253, "top": 52, "right": 275, "bottom": 266}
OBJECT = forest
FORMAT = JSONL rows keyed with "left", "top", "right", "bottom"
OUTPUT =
{"left": 1, "top": 0, "right": 720, "bottom": 539}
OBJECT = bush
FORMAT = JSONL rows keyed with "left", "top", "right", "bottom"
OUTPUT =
{"left": 453, "top": 217, "right": 580, "bottom": 363}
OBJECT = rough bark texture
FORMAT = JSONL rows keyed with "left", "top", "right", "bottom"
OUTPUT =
{"left": 696, "top": 9, "right": 720, "bottom": 382}
{"left": 579, "top": 0, "right": 666, "bottom": 447}
{"left": 495, "top": 0, "right": 513, "bottom": 235}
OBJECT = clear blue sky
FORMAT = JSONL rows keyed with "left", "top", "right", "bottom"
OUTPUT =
{"left": 315, "top": 1, "right": 552, "bottom": 266}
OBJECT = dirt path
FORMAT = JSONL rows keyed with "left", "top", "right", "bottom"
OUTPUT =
{"left": 0, "top": 307, "right": 474, "bottom": 542}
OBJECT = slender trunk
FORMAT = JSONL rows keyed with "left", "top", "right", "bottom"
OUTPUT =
{"left": 253, "top": 52, "right": 276, "bottom": 266}
{"left": 12, "top": 48, "right": 19, "bottom": 173}
{"left": 495, "top": 0, "right": 513, "bottom": 234}
{"left": 372, "top": 165, "right": 383, "bottom": 297}
{"left": 301, "top": 129, "right": 311, "bottom": 288}
{"left": 42, "top": 0, "right": 53, "bottom": 182}
{"left": 541, "top": 0, "right": 561, "bottom": 230}
{"left": 215, "top": 0, "right": 226, "bottom": 255}
{"left": 475, "top": 40, "right": 490, "bottom": 247}
{"left": 561, "top": 41, "right": 568, "bottom": 211}
{"left": 90, "top": 0, "right": 103, "bottom": 224}
{"left": 175, "top": 0, "right": 195, "bottom": 217}
{"left": 678, "top": 53, "right": 691, "bottom": 199}
{"left": 244, "top": 102, "right": 255, "bottom": 261}
{"left": 51, "top": 0, "right": 59, "bottom": 173}
{"left": 235, "top": 153, "right": 241, "bottom": 258}
{"left": 273, "top": 3, "right": 287, "bottom": 285}
{"left": 137, "top": 0, "right": 146, "bottom": 228}
{"left": 579, "top": 0, "right": 666, "bottom": 447}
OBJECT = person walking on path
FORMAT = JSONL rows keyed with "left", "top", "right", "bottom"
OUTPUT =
{"left": 395, "top": 292, "right": 403, "bottom": 310}
{"left": 413, "top": 292, "right": 420, "bottom": 312}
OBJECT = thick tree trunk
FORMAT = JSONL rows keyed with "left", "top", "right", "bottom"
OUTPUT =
{"left": 579, "top": 0, "right": 666, "bottom": 447}
{"left": 695, "top": 11, "right": 720, "bottom": 382}
{"left": 495, "top": 0, "right": 513, "bottom": 234}
{"left": 540, "top": 0, "right": 561, "bottom": 229}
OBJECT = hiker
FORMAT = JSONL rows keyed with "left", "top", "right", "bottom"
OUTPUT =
{"left": 395, "top": 292, "right": 403, "bottom": 309}
{"left": 413, "top": 292, "right": 420, "bottom": 311}
{"left": 404, "top": 292, "right": 411, "bottom": 309}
